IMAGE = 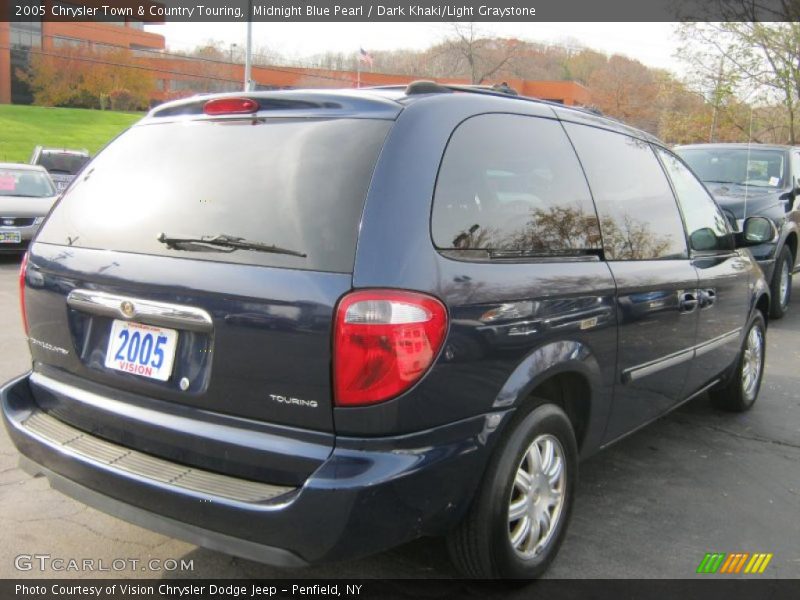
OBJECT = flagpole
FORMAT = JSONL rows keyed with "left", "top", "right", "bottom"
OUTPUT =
{"left": 244, "top": 0, "right": 253, "bottom": 91}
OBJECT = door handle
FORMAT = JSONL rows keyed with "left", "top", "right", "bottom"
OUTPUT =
{"left": 699, "top": 288, "right": 716, "bottom": 309}
{"left": 678, "top": 291, "right": 699, "bottom": 313}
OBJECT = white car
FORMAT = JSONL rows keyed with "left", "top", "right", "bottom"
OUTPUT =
{"left": 0, "top": 163, "right": 59, "bottom": 253}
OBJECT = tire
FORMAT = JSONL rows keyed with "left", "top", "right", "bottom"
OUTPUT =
{"left": 769, "top": 246, "right": 792, "bottom": 319}
{"left": 710, "top": 312, "right": 766, "bottom": 412}
{"left": 447, "top": 403, "right": 577, "bottom": 579}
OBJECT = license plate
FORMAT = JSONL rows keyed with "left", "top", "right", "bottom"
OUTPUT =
{"left": 0, "top": 231, "right": 21, "bottom": 244}
{"left": 104, "top": 320, "right": 178, "bottom": 381}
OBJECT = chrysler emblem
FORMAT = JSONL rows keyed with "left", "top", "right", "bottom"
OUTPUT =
{"left": 120, "top": 300, "right": 135, "bottom": 318}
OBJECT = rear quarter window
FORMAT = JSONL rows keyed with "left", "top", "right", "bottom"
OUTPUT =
{"left": 36, "top": 118, "right": 392, "bottom": 272}
{"left": 431, "top": 113, "right": 603, "bottom": 260}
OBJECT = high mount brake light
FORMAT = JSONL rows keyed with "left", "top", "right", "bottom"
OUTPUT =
{"left": 19, "top": 252, "right": 29, "bottom": 336}
{"left": 333, "top": 290, "right": 448, "bottom": 407}
{"left": 203, "top": 98, "right": 259, "bottom": 116}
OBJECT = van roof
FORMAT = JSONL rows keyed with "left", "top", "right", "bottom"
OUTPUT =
{"left": 144, "top": 84, "right": 661, "bottom": 145}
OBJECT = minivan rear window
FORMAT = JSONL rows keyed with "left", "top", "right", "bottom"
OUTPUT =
{"left": 37, "top": 118, "right": 392, "bottom": 273}
{"left": 37, "top": 153, "right": 90, "bottom": 175}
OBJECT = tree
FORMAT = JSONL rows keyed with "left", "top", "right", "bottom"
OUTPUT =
{"left": 587, "top": 55, "right": 661, "bottom": 133}
{"left": 678, "top": 20, "right": 800, "bottom": 144}
{"left": 440, "top": 23, "right": 522, "bottom": 84}
{"left": 562, "top": 49, "right": 607, "bottom": 85}
{"left": 21, "top": 45, "right": 154, "bottom": 110}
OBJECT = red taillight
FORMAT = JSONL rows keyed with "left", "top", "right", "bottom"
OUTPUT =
{"left": 203, "top": 97, "right": 259, "bottom": 116}
{"left": 19, "top": 252, "right": 29, "bottom": 336}
{"left": 333, "top": 290, "right": 448, "bottom": 407}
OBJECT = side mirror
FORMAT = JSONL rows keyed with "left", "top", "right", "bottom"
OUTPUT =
{"left": 689, "top": 228, "right": 718, "bottom": 251}
{"left": 780, "top": 191, "right": 794, "bottom": 211}
{"left": 735, "top": 216, "right": 777, "bottom": 247}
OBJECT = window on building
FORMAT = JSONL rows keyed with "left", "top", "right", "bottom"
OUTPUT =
{"left": 169, "top": 80, "right": 196, "bottom": 91}
{"left": 9, "top": 9, "right": 42, "bottom": 104}
{"left": 52, "top": 37, "right": 85, "bottom": 49}
{"left": 9, "top": 20, "right": 42, "bottom": 49}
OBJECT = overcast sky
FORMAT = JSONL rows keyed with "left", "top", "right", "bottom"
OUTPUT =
{"left": 149, "top": 22, "right": 685, "bottom": 74}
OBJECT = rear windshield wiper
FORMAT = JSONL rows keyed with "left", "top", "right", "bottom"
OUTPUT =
{"left": 158, "top": 233, "right": 307, "bottom": 258}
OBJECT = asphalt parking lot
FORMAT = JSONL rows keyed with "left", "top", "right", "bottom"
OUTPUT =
{"left": 0, "top": 253, "right": 798, "bottom": 580}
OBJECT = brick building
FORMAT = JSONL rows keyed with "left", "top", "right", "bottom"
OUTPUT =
{"left": 1, "top": 3, "right": 592, "bottom": 107}
{"left": 136, "top": 55, "right": 592, "bottom": 107}
{"left": 1, "top": 1, "right": 166, "bottom": 104}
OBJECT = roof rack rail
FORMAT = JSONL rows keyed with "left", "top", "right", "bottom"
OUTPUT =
{"left": 367, "top": 80, "right": 608, "bottom": 121}
{"left": 401, "top": 80, "right": 520, "bottom": 97}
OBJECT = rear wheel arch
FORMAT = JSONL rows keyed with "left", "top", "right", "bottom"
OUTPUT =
{"left": 492, "top": 340, "right": 604, "bottom": 454}
{"left": 514, "top": 372, "right": 592, "bottom": 453}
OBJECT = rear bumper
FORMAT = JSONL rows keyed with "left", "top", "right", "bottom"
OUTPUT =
{"left": 17, "top": 455, "right": 307, "bottom": 567}
{"left": 2, "top": 372, "right": 507, "bottom": 565}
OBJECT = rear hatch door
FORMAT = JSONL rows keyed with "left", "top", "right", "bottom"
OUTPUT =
{"left": 23, "top": 99, "right": 396, "bottom": 481}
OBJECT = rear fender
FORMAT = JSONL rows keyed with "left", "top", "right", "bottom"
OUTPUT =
{"left": 492, "top": 340, "right": 609, "bottom": 456}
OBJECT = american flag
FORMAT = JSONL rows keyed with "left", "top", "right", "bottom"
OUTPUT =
{"left": 358, "top": 47, "right": 374, "bottom": 67}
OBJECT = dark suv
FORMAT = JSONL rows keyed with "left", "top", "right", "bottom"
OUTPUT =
{"left": 675, "top": 143, "right": 800, "bottom": 318}
{"left": 1, "top": 85, "right": 775, "bottom": 579}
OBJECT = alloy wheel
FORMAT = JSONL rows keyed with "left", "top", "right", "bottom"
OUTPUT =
{"left": 741, "top": 324, "right": 764, "bottom": 402}
{"left": 779, "top": 261, "right": 790, "bottom": 308}
{"left": 507, "top": 434, "right": 566, "bottom": 559}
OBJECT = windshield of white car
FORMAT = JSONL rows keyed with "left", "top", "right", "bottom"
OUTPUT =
{"left": 0, "top": 169, "right": 56, "bottom": 197}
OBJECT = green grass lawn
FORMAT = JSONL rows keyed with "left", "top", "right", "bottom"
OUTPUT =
{"left": 0, "top": 105, "right": 142, "bottom": 163}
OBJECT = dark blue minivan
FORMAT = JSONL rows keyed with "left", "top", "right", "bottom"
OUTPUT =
{"left": 1, "top": 84, "right": 776, "bottom": 578}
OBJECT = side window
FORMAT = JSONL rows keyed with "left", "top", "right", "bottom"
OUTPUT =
{"left": 431, "top": 114, "right": 602, "bottom": 259}
{"left": 565, "top": 124, "right": 688, "bottom": 261}
{"left": 656, "top": 148, "right": 733, "bottom": 253}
